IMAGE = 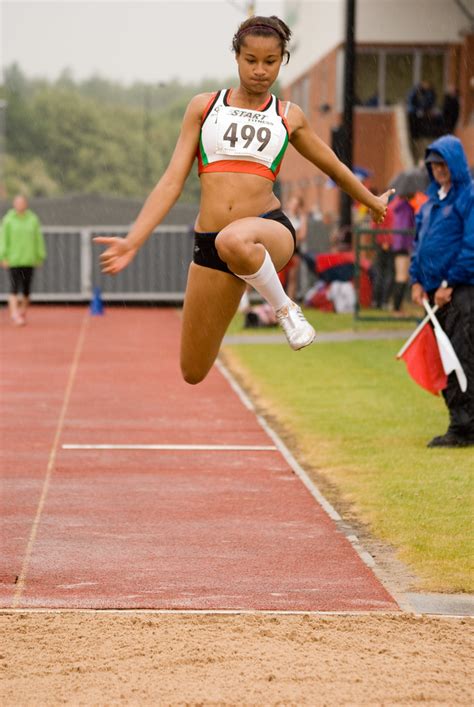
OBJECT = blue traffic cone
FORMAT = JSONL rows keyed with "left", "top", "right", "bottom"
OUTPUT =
{"left": 90, "top": 287, "right": 105, "bottom": 316}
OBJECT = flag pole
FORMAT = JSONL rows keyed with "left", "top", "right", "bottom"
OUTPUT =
{"left": 422, "top": 298, "right": 444, "bottom": 332}
{"left": 396, "top": 302, "right": 439, "bottom": 359}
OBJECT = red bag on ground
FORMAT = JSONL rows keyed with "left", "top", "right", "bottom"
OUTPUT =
{"left": 305, "top": 284, "right": 335, "bottom": 312}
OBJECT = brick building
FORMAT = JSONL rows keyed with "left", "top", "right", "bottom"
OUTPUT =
{"left": 278, "top": 0, "right": 474, "bottom": 219}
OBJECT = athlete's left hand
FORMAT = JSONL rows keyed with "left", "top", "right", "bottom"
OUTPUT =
{"left": 370, "top": 189, "right": 396, "bottom": 224}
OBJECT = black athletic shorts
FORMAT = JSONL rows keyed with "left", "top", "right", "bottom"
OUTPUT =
{"left": 9, "top": 267, "right": 34, "bottom": 296}
{"left": 193, "top": 208, "right": 296, "bottom": 275}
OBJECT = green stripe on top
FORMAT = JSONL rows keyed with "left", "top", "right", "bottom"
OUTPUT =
{"left": 199, "top": 134, "right": 209, "bottom": 166}
{"left": 270, "top": 131, "right": 289, "bottom": 172}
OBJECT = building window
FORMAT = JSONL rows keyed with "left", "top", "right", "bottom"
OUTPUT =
{"left": 355, "top": 53, "right": 379, "bottom": 106}
{"left": 385, "top": 53, "right": 414, "bottom": 105}
{"left": 421, "top": 53, "right": 445, "bottom": 106}
{"left": 355, "top": 47, "right": 447, "bottom": 109}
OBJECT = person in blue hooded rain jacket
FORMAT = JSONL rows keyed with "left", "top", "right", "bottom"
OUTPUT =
{"left": 410, "top": 134, "right": 474, "bottom": 448}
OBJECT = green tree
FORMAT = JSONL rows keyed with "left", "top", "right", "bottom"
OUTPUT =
{"left": 3, "top": 155, "right": 60, "bottom": 197}
{"left": 1, "top": 64, "right": 235, "bottom": 200}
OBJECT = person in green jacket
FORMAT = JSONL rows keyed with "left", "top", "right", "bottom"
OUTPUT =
{"left": 0, "top": 195, "right": 46, "bottom": 325}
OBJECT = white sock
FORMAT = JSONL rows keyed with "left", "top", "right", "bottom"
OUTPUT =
{"left": 234, "top": 250, "right": 290, "bottom": 312}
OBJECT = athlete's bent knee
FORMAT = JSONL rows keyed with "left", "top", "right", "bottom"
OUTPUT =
{"left": 215, "top": 229, "right": 247, "bottom": 263}
{"left": 180, "top": 362, "right": 209, "bottom": 385}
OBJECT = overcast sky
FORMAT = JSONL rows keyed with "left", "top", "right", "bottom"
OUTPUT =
{"left": 1, "top": 0, "right": 287, "bottom": 84}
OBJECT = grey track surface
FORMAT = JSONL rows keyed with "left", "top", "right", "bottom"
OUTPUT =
{"left": 404, "top": 593, "right": 474, "bottom": 617}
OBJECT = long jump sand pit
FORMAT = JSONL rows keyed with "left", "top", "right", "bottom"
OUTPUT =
{"left": 1, "top": 612, "right": 472, "bottom": 705}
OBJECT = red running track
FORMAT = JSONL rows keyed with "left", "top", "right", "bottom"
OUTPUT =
{"left": 0, "top": 306, "right": 398, "bottom": 611}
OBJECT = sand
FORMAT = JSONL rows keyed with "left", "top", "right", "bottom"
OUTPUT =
{"left": 1, "top": 612, "right": 472, "bottom": 705}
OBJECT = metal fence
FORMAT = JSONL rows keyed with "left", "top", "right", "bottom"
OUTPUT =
{"left": 0, "top": 225, "right": 194, "bottom": 302}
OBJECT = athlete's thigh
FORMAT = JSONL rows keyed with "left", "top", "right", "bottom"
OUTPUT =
{"left": 180, "top": 262, "right": 246, "bottom": 384}
{"left": 220, "top": 217, "right": 294, "bottom": 272}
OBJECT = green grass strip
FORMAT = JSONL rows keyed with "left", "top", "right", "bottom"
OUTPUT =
{"left": 224, "top": 334, "right": 473, "bottom": 593}
{"left": 226, "top": 307, "right": 420, "bottom": 336}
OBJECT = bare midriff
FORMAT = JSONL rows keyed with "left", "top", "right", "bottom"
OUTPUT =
{"left": 195, "top": 172, "right": 281, "bottom": 232}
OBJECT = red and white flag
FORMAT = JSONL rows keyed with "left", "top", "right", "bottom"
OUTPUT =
{"left": 396, "top": 310, "right": 447, "bottom": 395}
{"left": 397, "top": 301, "right": 468, "bottom": 395}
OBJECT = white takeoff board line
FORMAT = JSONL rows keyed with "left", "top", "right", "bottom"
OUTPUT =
{"left": 62, "top": 444, "right": 277, "bottom": 451}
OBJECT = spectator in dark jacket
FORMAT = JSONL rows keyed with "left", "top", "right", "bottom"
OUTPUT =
{"left": 407, "top": 80, "right": 437, "bottom": 139}
{"left": 410, "top": 135, "right": 474, "bottom": 447}
{"left": 442, "top": 85, "right": 460, "bottom": 134}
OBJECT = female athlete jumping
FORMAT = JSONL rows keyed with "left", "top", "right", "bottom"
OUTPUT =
{"left": 95, "top": 15, "right": 392, "bottom": 384}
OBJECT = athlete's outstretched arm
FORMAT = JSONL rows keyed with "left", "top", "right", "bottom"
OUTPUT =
{"left": 95, "top": 93, "right": 211, "bottom": 274}
{"left": 289, "top": 104, "right": 394, "bottom": 223}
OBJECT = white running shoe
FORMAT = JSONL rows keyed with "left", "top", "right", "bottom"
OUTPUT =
{"left": 276, "top": 301, "right": 316, "bottom": 351}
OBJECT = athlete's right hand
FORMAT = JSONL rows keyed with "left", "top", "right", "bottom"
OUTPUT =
{"left": 370, "top": 189, "right": 396, "bottom": 224}
{"left": 93, "top": 236, "right": 137, "bottom": 275}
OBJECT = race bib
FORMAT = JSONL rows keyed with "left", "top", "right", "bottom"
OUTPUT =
{"left": 215, "top": 105, "right": 284, "bottom": 166}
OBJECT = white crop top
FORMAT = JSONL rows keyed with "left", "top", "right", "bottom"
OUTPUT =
{"left": 197, "top": 89, "right": 290, "bottom": 182}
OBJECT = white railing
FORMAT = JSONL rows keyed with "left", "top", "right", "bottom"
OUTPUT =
{"left": 0, "top": 225, "right": 193, "bottom": 302}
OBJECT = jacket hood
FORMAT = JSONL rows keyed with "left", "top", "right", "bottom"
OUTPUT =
{"left": 425, "top": 135, "right": 471, "bottom": 195}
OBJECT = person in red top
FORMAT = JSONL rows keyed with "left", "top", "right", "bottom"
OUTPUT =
{"left": 95, "top": 15, "right": 392, "bottom": 385}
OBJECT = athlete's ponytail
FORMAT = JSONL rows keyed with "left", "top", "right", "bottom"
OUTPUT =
{"left": 232, "top": 15, "right": 292, "bottom": 64}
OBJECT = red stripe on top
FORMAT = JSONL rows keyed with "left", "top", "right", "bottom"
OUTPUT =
{"left": 199, "top": 160, "right": 276, "bottom": 182}
{"left": 272, "top": 160, "right": 284, "bottom": 179}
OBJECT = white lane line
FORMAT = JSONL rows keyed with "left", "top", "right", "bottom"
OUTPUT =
{"left": 12, "top": 312, "right": 90, "bottom": 608}
{"left": 216, "top": 358, "right": 409, "bottom": 611}
{"left": 62, "top": 444, "right": 277, "bottom": 451}
{"left": 215, "top": 359, "right": 342, "bottom": 521}
{"left": 0, "top": 608, "right": 405, "bottom": 617}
